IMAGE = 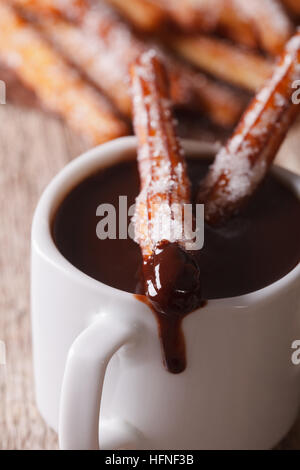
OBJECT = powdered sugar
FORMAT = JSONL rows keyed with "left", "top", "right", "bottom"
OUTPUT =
{"left": 200, "top": 29, "right": 300, "bottom": 224}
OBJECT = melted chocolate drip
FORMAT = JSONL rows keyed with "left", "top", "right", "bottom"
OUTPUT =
{"left": 52, "top": 157, "right": 300, "bottom": 374}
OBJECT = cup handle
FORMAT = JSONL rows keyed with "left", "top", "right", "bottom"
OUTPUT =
{"left": 58, "top": 313, "right": 140, "bottom": 450}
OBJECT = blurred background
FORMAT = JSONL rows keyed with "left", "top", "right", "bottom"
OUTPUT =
{"left": 0, "top": 0, "right": 299, "bottom": 449}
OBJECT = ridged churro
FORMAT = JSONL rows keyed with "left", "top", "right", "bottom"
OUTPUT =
{"left": 131, "top": 50, "right": 192, "bottom": 259}
{"left": 238, "top": 0, "right": 293, "bottom": 56}
{"left": 282, "top": 0, "right": 300, "bottom": 16}
{"left": 198, "top": 30, "right": 300, "bottom": 226}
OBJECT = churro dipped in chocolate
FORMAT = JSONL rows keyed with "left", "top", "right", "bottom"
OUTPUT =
{"left": 11, "top": 0, "right": 244, "bottom": 127}
{"left": 147, "top": 0, "right": 292, "bottom": 55}
{"left": 131, "top": 51, "right": 203, "bottom": 373}
{"left": 0, "top": 2, "right": 128, "bottom": 145}
{"left": 198, "top": 30, "right": 300, "bottom": 226}
{"left": 104, "top": 0, "right": 165, "bottom": 32}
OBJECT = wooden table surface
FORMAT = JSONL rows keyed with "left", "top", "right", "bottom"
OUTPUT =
{"left": 0, "top": 99, "right": 299, "bottom": 450}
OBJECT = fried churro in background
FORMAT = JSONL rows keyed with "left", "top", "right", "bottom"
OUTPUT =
{"left": 194, "top": 0, "right": 292, "bottom": 55}
{"left": 8, "top": 0, "right": 87, "bottom": 22}
{"left": 131, "top": 51, "right": 201, "bottom": 310}
{"left": 2, "top": 0, "right": 299, "bottom": 145}
{"left": 131, "top": 50, "right": 203, "bottom": 373}
{"left": 198, "top": 30, "right": 300, "bottom": 226}
{"left": 282, "top": 0, "right": 300, "bottom": 17}
{"left": 165, "top": 57, "right": 245, "bottom": 127}
{"left": 168, "top": 35, "right": 274, "bottom": 92}
{"left": 131, "top": 51, "right": 193, "bottom": 259}
{"left": 126, "top": 0, "right": 293, "bottom": 55}
{"left": 11, "top": 0, "right": 245, "bottom": 127}
{"left": 0, "top": 2, "right": 128, "bottom": 145}
{"left": 25, "top": 3, "right": 144, "bottom": 118}
{"left": 105, "top": 0, "right": 165, "bottom": 31}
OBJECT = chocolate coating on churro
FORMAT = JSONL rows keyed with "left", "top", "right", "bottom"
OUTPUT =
{"left": 131, "top": 51, "right": 203, "bottom": 373}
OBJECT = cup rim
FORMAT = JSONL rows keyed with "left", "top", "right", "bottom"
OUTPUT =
{"left": 32, "top": 136, "right": 300, "bottom": 308}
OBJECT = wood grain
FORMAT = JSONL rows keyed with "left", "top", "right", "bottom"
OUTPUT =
{"left": 0, "top": 100, "right": 299, "bottom": 450}
{"left": 0, "top": 103, "right": 86, "bottom": 450}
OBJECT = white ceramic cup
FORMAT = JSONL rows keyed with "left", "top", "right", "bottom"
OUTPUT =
{"left": 31, "top": 136, "right": 300, "bottom": 450}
